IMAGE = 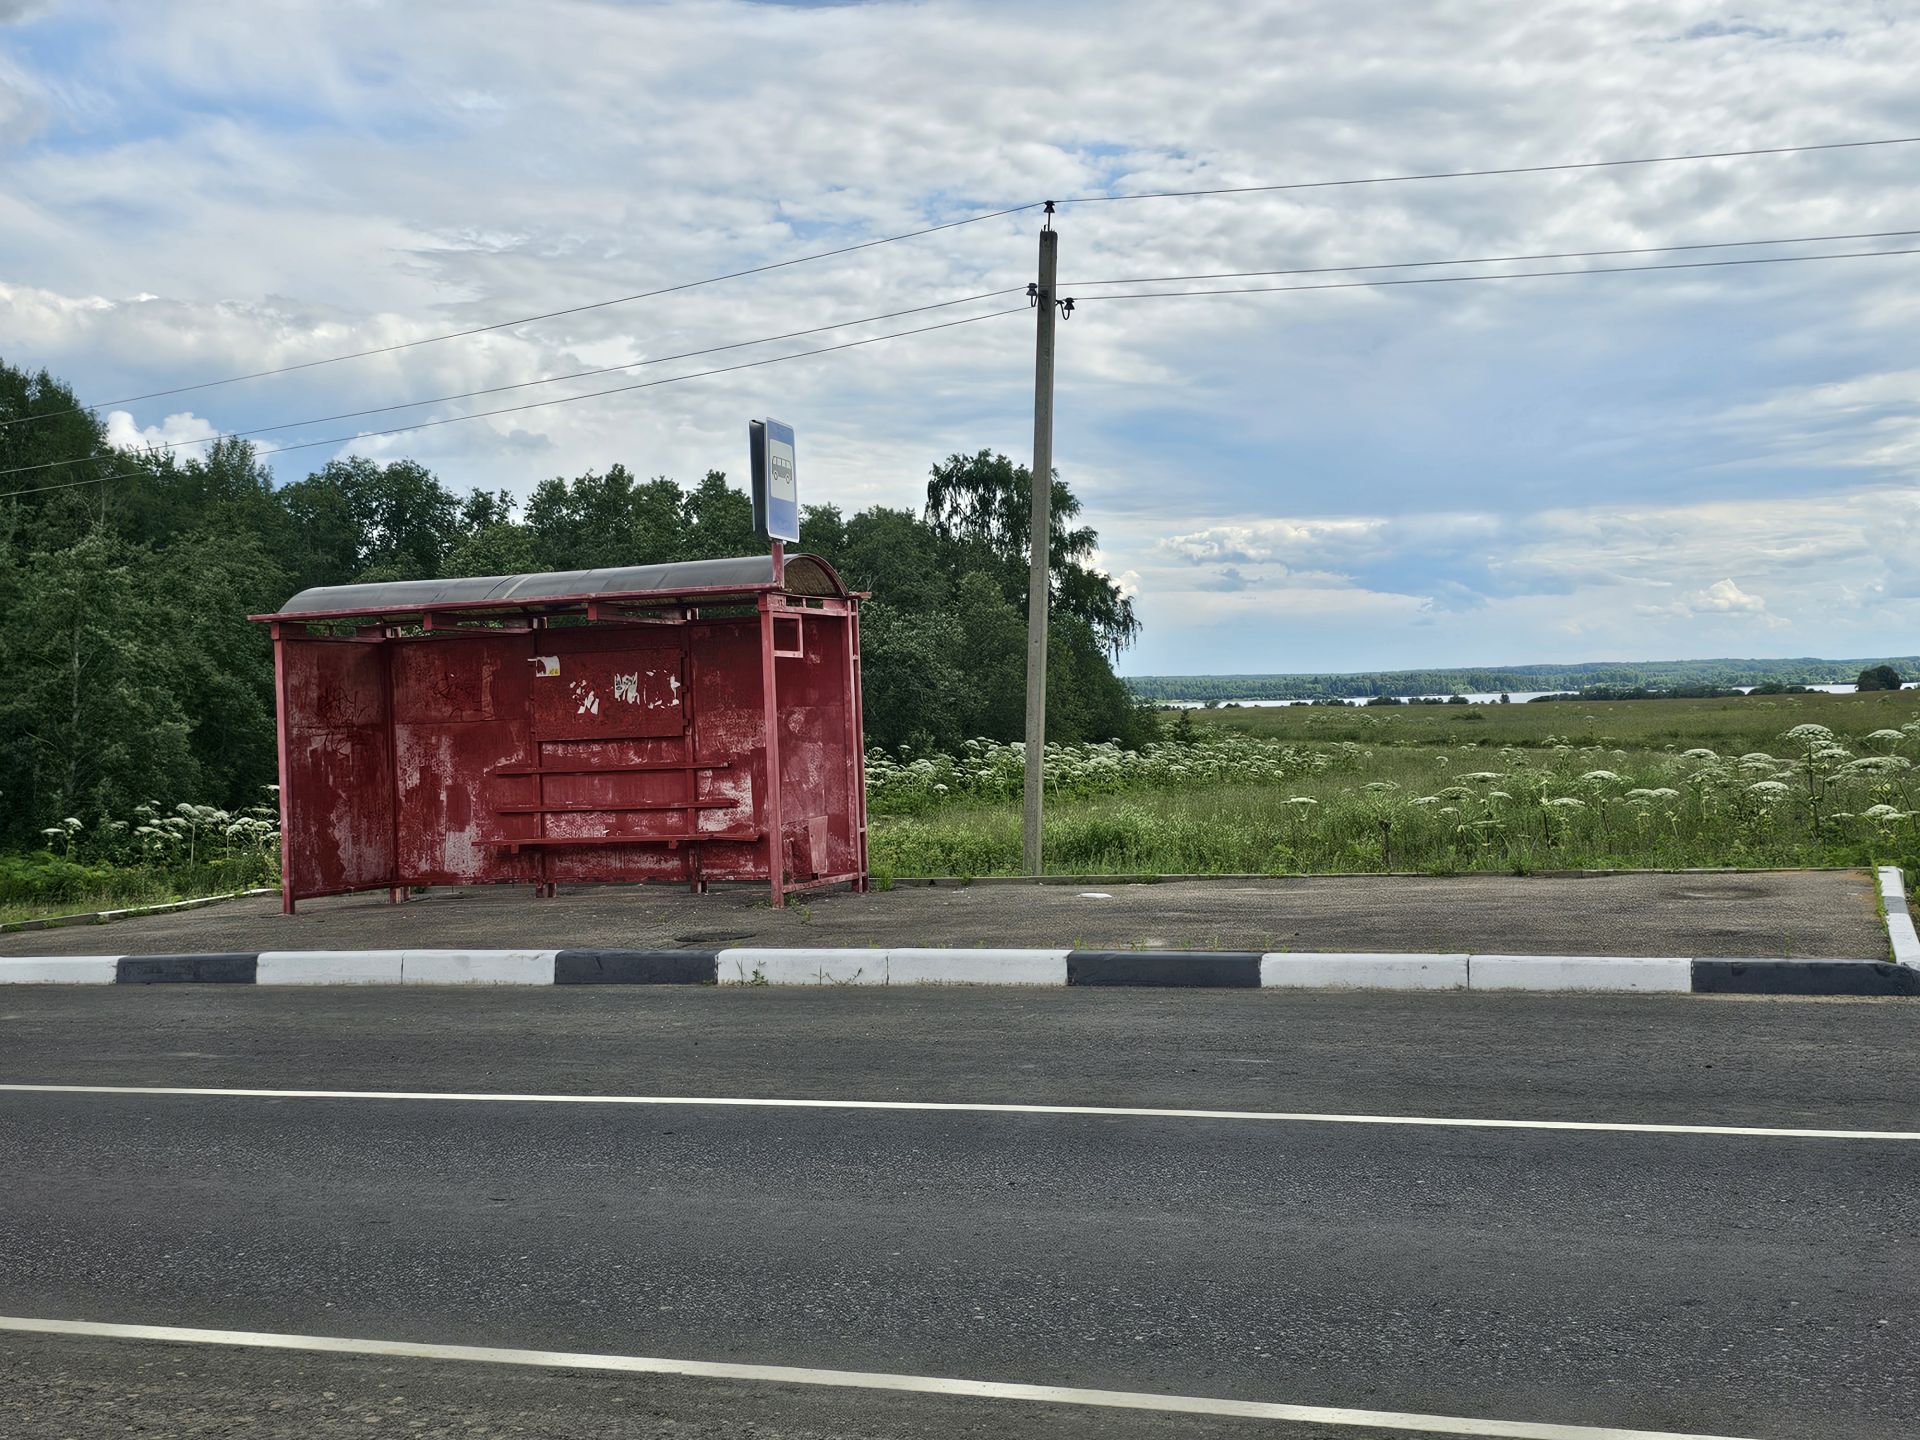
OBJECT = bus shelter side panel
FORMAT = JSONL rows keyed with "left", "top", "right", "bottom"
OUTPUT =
{"left": 682, "top": 617, "right": 768, "bottom": 882}
{"left": 280, "top": 636, "right": 396, "bottom": 900}
{"left": 775, "top": 613, "right": 861, "bottom": 885}
{"left": 389, "top": 632, "right": 540, "bottom": 887}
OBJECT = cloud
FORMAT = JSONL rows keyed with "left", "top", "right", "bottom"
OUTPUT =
{"left": 1161, "top": 520, "right": 1354, "bottom": 566}
{"left": 3, "top": 0, "right": 1919, "bottom": 675}
{"left": 1194, "top": 565, "right": 1252, "bottom": 592}
{"left": 1637, "top": 577, "right": 1789, "bottom": 629}
{"left": 1683, "top": 578, "right": 1768, "bottom": 615}
{"left": 1116, "top": 483, "right": 1916, "bottom": 671}
{"left": 104, "top": 407, "right": 219, "bottom": 451}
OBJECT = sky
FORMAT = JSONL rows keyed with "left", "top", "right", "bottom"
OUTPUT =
{"left": 2, "top": 0, "right": 1917, "bottom": 677}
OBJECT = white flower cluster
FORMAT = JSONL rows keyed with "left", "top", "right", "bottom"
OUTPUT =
{"left": 866, "top": 735, "right": 1361, "bottom": 813}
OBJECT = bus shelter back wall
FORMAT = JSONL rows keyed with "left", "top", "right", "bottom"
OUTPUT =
{"left": 276, "top": 616, "right": 860, "bottom": 900}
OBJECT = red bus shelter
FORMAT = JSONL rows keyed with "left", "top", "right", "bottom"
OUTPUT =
{"left": 252, "top": 552, "right": 868, "bottom": 911}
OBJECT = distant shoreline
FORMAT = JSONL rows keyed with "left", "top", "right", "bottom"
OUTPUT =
{"left": 1125, "top": 656, "right": 1920, "bottom": 705}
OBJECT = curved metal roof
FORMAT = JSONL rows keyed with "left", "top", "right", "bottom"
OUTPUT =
{"left": 261, "top": 553, "right": 847, "bottom": 621}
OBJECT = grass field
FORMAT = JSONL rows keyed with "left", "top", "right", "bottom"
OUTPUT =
{"left": 867, "top": 689, "right": 1920, "bottom": 887}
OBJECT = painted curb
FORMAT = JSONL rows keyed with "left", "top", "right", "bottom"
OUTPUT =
{"left": 1470, "top": 955, "right": 1692, "bottom": 994}
{"left": 1262, "top": 954, "right": 1468, "bottom": 990}
{"left": 716, "top": 948, "right": 887, "bottom": 985}
{"left": 1690, "top": 959, "right": 1920, "bottom": 996}
{"left": 1, "top": 947, "right": 1914, "bottom": 995}
{"left": 555, "top": 951, "right": 719, "bottom": 985}
{"left": 1879, "top": 866, "right": 1918, "bottom": 967}
{"left": 712, "top": 948, "right": 1070, "bottom": 986}
{"left": 116, "top": 954, "right": 258, "bottom": 984}
{"left": 1068, "top": 951, "right": 1260, "bottom": 987}
{"left": 888, "top": 948, "right": 1068, "bottom": 986}
{"left": 1, "top": 956, "right": 120, "bottom": 984}
{"left": 258, "top": 950, "right": 406, "bottom": 985}
{"left": 257, "top": 950, "right": 559, "bottom": 985}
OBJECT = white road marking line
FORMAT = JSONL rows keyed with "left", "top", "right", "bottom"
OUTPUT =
{"left": 0, "top": 1083, "right": 1910, "bottom": 1141}
{"left": 0, "top": 1315, "right": 1757, "bottom": 1440}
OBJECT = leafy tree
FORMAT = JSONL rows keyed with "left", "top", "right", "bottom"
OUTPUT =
{"left": 923, "top": 450, "right": 1139, "bottom": 656}
{"left": 1857, "top": 663, "right": 1904, "bottom": 692}
{"left": 857, "top": 603, "right": 968, "bottom": 752}
{"left": 148, "top": 528, "right": 285, "bottom": 809}
{"left": 944, "top": 572, "right": 1028, "bottom": 739}
{"left": 829, "top": 505, "right": 955, "bottom": 613}
{"left": 0, "top": 366, "right": 114, "bottom": 498}
{"left": 295, "top": 456, "right": 462, "bottom": 580}
{"left": 0, "top": 531, "right": 198, "bottom": 841}
{"left": 275, "top": 470, "right": 364, "bottom": 593}
{"left": 680, "top": 469, "right": 756, "bottom": 559}
{"left": 526, "top": 465, "right": 678, "bottom": 570}
{"left": 442, "top": 519, "right": 547, "bottom": 579}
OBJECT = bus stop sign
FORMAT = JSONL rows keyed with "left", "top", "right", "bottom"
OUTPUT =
{"left": 750, "top": 418, "right": 799, "bottom": 542}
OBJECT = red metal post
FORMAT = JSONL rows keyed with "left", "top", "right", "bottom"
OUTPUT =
{"left": 380, "top": 630, "right": 405, "bottom": 905}
{"left": 758, "top": 592, "right": 785, "bottom": 908}
{"left": 849, "top": 603, "right": 870, "bottom": 890}
{"left": 530, "top": 615, "right": 554, "bottom": 899}
{"left": 270, "top": 624, "right": 296, "bottom": 914}
{"left": 680, "top": 622, "right": 702, "bottom": 893}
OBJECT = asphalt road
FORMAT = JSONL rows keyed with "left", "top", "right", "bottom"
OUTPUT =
{"left": 0, "top": 867, "right": 1890, "bottom": 960}
{"left": 3, "top": 988, "right": 1917, "bottom": 1439}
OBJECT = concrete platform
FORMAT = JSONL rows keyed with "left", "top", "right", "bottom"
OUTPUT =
{"left": 0, "top": 868, "right": 1888, "bottom": 962}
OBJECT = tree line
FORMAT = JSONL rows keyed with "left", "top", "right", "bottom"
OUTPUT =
{"left": 0, "top": 359, "right": 1153, "bottom": 849}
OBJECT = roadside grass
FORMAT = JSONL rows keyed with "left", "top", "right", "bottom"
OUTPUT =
{"left": 0, "top": 796, "right": 280, "bottom": 925}
{"left": 869, "top": 691, "right": 1920, "bottom": 881}
{"left": 0, "top": 862, "right": 275, "bottom": 927}
{"left": 0, "top": 881, "right": 270, "bottom": 927}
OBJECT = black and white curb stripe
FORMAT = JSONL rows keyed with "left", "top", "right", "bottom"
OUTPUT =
{"left": 3, "top": 952, "right": 1913, "bottom": 995}
{"left": 4, "top": 867, "right": 1910, "bottom": 995}
{"left": 1882, "top": 864, "right": 1919, "bottom": 968}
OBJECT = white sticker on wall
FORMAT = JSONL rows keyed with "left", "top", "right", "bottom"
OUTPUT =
{"left": 531, "top": 655, "right": 560, "bottom": 678}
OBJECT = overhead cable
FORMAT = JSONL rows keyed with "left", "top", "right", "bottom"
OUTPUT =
{"left": 1064, "top": 227, "right": 1920, "bottom": 288}
{"left": 1070, "top": 245, "right": 1920, "bottom": 302}
{"left": 1061, "top": 135, "right": 1920, "bottom": 205}
{"left": 0, "top": 306, "right": 1027, "bottom": 503}
{"left": 0, "top": 203, "right": 1041, "bottom": 426}
{"left": 0, "top": 288, "right": 1026, "bottom": 479}
{"left": 10, "top": 134, "right": 1912, "bottom": 431}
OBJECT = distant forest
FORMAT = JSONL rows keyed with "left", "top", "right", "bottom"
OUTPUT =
{"left": 1127, "top": 657, "right": 1920, "bottom": 703}
{"left": 0, "top": 360, "right": 1152, "bottom": 849}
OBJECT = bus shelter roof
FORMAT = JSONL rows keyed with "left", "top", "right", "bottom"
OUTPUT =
{"left": 252, "top": 553, "right": 848, "bottom": 623}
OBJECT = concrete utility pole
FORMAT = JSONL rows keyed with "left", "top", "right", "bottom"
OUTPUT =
{"left": 1022, "top": 212, "right": 1058, "bottom": 875}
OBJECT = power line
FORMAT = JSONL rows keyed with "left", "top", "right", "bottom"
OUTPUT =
{"left": 11, "top": 135, "right": 1904, "bottom": 433}
{"left": 0, "top": 288, "right": 1026, "bottom": 480}
{"left": 1062, "top": 135, "right": 1920, "bottom": 205}
{"left": 19, "top": 225, "right": 1907, "bottom": 482}
{"left": 0, "top": 306, "right": 1027, "bottom": 503}
{"left": 9, "top": 135, "right": 1912, "bottom": 436}
{"left": 0, "top": 202, "right": 1043, "bottom": 429}
{"left": 1064, "top": 227, "right": 1920, "bottom": 288}
{"left": 1070, "top": 244, "right": 1920, "bottom": 302}
{"left": 13, "top": 245, "right": 1913, "bottom": 491}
